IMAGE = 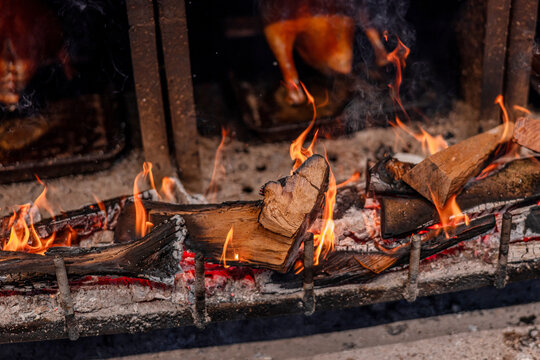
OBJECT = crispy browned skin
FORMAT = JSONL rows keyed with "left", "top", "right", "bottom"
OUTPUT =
{"left": 0, "top": 0, "right": 65, "bottom": 106}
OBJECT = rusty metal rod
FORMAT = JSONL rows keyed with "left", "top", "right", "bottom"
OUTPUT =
{"left": 194, "top": 251, "right": 207, "bottom": 328}
{"left": 53, "top": 256, "right": 79, "bottom": 341}
{"left": 495, "top": 212, "right": 512, "bottom": 288}
{"left": 404, "top": 235, "right": 421, "bottom": 302}
{"left": 504, "top": 0, "right": 539, "bottom": 113}
{"left": 303, "top": 234, "right": 315, "bottom": 315}
{"left": 481, "top": 0, "right": 511, "bottom": 120}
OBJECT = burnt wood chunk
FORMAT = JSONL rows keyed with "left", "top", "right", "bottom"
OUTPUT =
{"left": 366, "top": 157, "right": 415, "bottom": 195}
{"left": 259, "top": 155, "right": 329, "bottom": 237}
{"left": 148, "top": 155, "right": 330, "bottom": 272}
{"left": 402, "top": 123, "right": 514, "bottom": 205}
{"left": 514, "top": 117, "right": 540, "bottom": 153}
{"left": 0, "top": 218, "right": 186, "bottom": 284}
{"left": 381, "top": 157, "right": 540, "bottom": 237}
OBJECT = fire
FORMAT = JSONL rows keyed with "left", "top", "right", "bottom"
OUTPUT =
{"left": 290, "top": 81, "right": 318, "bottom": 171}
{"left": 160, "top": 177, "right": 177, "bottom": 203}
{"left": 337, "top": 171, "right": 361, "bottom": 189}
{"left": 429, "top": 192, "right": 470, "bottom": 237}
{"left": 312, "top": 156, "right": 336, "bottom": 265}
{"left": 513, "top": 105, "right": 531, "bottom": 115}
{"left": 206, "top": 126, "right": 230, "bottom": 202}
{"left": 1, "top": 178, "right": 69, "bottom": 254}
{"left": 93, "top": 194, "right": 108, "bottom": 229}
{"left": 390, "top": 116, "right": 448, "bottom": 156}
{"left": 133, "top": 162, "right": 156, "bottom": 237}
{"left": 494, "top": 95, "right": 511, "bottom": 143}
{"left": 220, "top": 226, "right": 237, "bottom": 268}
{"left": 385, "top": 36, "right": 447, "bottom": 156}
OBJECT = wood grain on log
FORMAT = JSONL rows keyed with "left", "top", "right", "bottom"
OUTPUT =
{"left": 514, "top": 117, "right": 540, "bottom": 153}
{"left": 381, "top": 157, "right": 540, "bottom": 237}
{"left": 149, "top": 155, "right": 330, "bottom": 272}
{"left": 402, "top": 123, "right": 514, "bottom": 205}
{"left": 0, "top": 218, "right": 185, "bottom": 284}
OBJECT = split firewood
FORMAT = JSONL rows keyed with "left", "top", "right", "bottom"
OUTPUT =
{"left": 513, "top": 117, "right": 540, "bottom": 153}
{"left": 148, "top": 155, "right": 330, "bottom": 272}
{"left": 402, "top": 123, "right": 514, "bottom": 205}
{"left": 381, "top": 157, "right": 540, "bottom": 237}
{"left": 0, "top": 217, "right": 186, "bottom": 284}
{"left": 366, "top": 156, "right": 416, "bottom": 195}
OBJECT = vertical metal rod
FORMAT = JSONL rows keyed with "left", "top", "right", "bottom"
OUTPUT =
{"left": 480, "top": 0, "right": 512, "bottom": 120}
{"left": 303, "top": 234, "right": 315, "bottom": 315}
{"left": 495, "top": 212, "right": 512, "bottom": 288}
{"left": 504, "top": 0, "right": 539, "bottom": 114}
{"left": 404, "top": 235, "right": 421, "bottom": 302}
{"left": 53, "top": 256, "right": 79, "bottom": 341}
{"left": 194, "top": 251, "right": 207, "bottom": 328}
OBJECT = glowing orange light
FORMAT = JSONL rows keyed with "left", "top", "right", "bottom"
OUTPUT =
{"left": 430, "top": 192, "right": 470, "bottom": 238}
{"left": 206, "top": 126, "right": 230, "bottom": 202}
{"left": 475, "top": 163, "right": 500, "bottom": 180}
{"left": 220, "top": 226, "right": 236, "bottom": 268}
{"left": 160, "top": 177, "right": 177, "bottom": 203}
{"left": 337, "top": 171, "right": 361, "bottom": 189}
{"left": 133, "top": 162, "right": 155, "bottom": 237}
{"left": 93, "top": 194, "right": 108, "bottom": 229}
{"left": 390, "top": 116, "right": 448, "bottom": 156}
{"left": 513, "top": 105, "right": 531, "bottom": 115}
{"left": 312, "top": 151, "right": 337, "bottom": 266}
{"left": 290, "top": 81, "right": 318, "bottom": 172}
{"left": 1, "top": 178, "right": 68, "bottom": 254}
{"left": 495, "top": 95, "right": 511, "bottom": 143}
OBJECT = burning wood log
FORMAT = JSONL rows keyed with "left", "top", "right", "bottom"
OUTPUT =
{"left": 402, "top": 123, "right": 514, "bottom": 205}
{"left": 0, "top": 217, "right": 186, "bottom": 284}
{"left": 366, "top": 156, "right": 416, "bottom": 195}
{"left": 314, "top": 215, "right": 496, "bottom": 286}
{"left": 149, "top": 155, "right": 330, "bottom": 272}
{"left": 381, "top": 157, "right": 540, "bottom": 237}
{"left": 513, "top": 117, "right": 540, "bottom": 153}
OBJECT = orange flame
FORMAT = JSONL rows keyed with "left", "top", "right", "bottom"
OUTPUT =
{"left": 495, "top": 95, "right": 511, "bottom": 143}
{"left": 133, "top": 162, "right": 155, "bottom": 237}
{"left": 430, "top": 192, "right": 470, "bottom": 237}
{"left": 390, "top": 116, "right": 448, "bottom": 156}
{"left": 337, "top": 171, "right": 361, "bottom": 189}
{"left": 220, "top": 226, "right": 237, "bottom": 268}
{"left": 290, "top": 81, "right": 318, "bottom": 171}
{"left": 386, "top": 36, "right": 410, "bottom": 112}
{"left": 206, "top": 126, "right": 230, "bottom": 201}
{"left": 513, "top": 105, "right": 531, "bottom": 115}
{"left": 312, "top": 151, "right": 337, "bottom": 266}
{"left": 160, "top": 177, "right": 177, "bottom": 203}
{"left": 1, "top": 178, "right": 68, "bottom": 254}
{"left": 93, "top": 194, "right": 108, "bottom": 229}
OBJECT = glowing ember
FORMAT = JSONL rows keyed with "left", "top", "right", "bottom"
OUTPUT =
{"left": 1, "top": 178, "right": 69, "bottom": 254}
{"left": 133, "top": 162, "right": 156, "bottom": 237}
{"left": 206, "top": 126, "right": 230, "bottom": 202}
{"left": 220, "top": 226, "right": 237, "bottom": 268}
{"left": 290, "top": 81, "right": 318, "bottom": 172}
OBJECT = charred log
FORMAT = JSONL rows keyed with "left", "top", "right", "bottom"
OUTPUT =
{"left": 0, "top": 217, "right": 185, "bottom": 284}
{"left": 366, "top": 156, "right": 416, "bottom": 195}
{"left": 149, "top": 155, "right": 330, "bottom": 272}
{"left": 402, "top": 123, "right": 514, "bottom": 205}
{"left": 381, "top": 157, "right": 540, "bottom": 238}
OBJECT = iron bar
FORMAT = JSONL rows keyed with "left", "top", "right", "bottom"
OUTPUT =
{"left": 481, "top": 0, "right": 511, "bottom": 120}
{"left": 404, "top": 235, "right": 421, "bottom": 302}
{"left": 495, "top": 212, "right": 512, "bottom": 288}
{"left": 194, "top": 251, "right": 207, "bottom": 329}
{"left": 303, "top": 234, "right": 315, "bottom": 315}
{"left": 53, "top": 256, "right": 79, "bottom": 341}
{"left": 504, "top": 0, "right": 539, "bottom": 114}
